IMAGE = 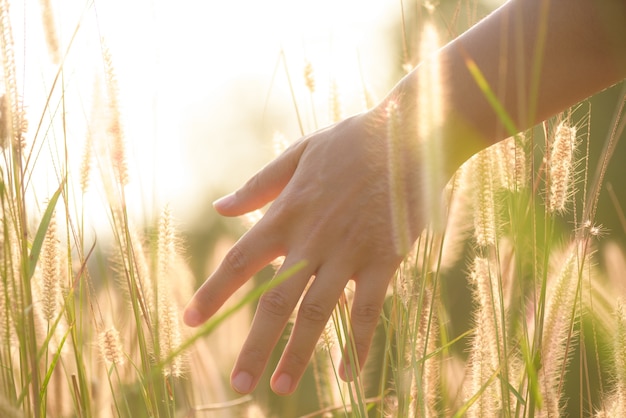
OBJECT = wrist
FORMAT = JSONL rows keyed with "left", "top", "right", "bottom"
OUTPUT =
{"left": 372, "top": 57, "right": 488, "bottom": 184}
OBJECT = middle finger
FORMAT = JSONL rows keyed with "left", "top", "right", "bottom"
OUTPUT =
{"left": 270, "top": 261, "right": 353, "bottom": 395}
{"left": 230, "top": 253, "right": 315, "bottom": 394}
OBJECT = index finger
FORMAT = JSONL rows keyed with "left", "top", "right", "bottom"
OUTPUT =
{"left": 183, "top": 220, "right": 283, "bottom": 327}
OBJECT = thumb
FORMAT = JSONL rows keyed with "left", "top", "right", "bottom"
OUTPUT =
{"left": 214, "top": 139, "right": 306, "bottom": 216}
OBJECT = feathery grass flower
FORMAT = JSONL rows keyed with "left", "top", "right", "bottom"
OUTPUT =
{"left": 304, "top": 60, "right": 315, "bottom": 93}
{"left": 537, "top": 245, "right": 584, "bottom": 417}
{"left": 547, "top": 121, "right": 577, "bottom": 213}
{"left": 39, "top": 0, "right": 60, "bottom": 63}
{"left": 330, "top": 79, "right": 342, "bottom": 123}
{"left": 466, "top": 256, "right": 503, "bottom": 417}
{"left": 494, "top": 135, "right": 528, "bottom": 191}
{"left": 0, "top": 0, "right": 27, "bottom": 149}
{"left": 471, "top": 151, "right": 497, "bottom": 247}
{"left": 98, "top": 327, "right": 125, "bottom": 367}
{"left": 157, "top": 207, "right": 186, "bottom": 377}
{"left": 40, "top": 215, "right": 61, "bottom": 321}
{"left": 103, "top": 43, "right": 128, "bottom": 186}
{"left": 610, "top": 300, "right": 626, "bottom": 415}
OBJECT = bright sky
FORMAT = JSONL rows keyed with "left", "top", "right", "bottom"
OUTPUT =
{"left": 14, "top": 0, "right": 401, "bottom": 229}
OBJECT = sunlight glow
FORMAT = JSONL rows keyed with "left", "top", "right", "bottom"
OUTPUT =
{"left": 16, "top": 0, "right": 397, "bottom": 229}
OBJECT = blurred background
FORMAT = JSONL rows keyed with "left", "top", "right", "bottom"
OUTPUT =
{"left": 22, "top": 0, "right": 402, "bottom": 223}
{"left": 18, "top": 0, "right": 625, "bottom": 246}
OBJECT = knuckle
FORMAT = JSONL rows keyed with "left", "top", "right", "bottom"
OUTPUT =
{"left": 353, "top": 339, "right": 370, "bottom": 361}
{"left": 281, "top": 349, "right": 310, "bottom": 370}
{"left": 242, "top": 171, "right": 262, "bottom": 193}
{"left": 258, "top": 289, "right": 293, "bottom": 318}
{"left": 298, "top": 301, "right": 328, "bottom": 324}
{"left": 239, "top": 344, "right": 267, "bottom": 366}
{"left": 251, "top": 173, "right": 265, "bottom": 192}
{"left": 351, "top": 303, "right": 381, "bottom": 326}
{"left": 195, "top": 287, "right": 219, "bottom": 309}
{"left": 268, "top": 193, "right": 299, "bottom": 222}
{"left": 222, "top": 246, "right": 248, "bottom": 277}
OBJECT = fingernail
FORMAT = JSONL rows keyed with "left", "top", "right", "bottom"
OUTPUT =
{"left": 213, "top": 193, "right": 235, "bottom": 209}
{"left": 273, "top": 373, "right": 292, "bottom": 395}
{"left": 232, "top": 371, "right": 253, "bottom": 393}
{"left": 183, "top": 308, "right": 201, "bottom": 327}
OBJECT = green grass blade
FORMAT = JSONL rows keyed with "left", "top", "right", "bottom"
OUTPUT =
{"left": 465, "top": 57, "right": 518, "bottom": 137}
{"left": 452, "top": 367, "right": 500, "bottom": 418}
{"left": 28, "top": 179, "right": 65, "bottom": 280}
{"left": 39, "top": 327, "right": 70, "bottom": 399}
{"left": 157, "top": 260, "right": 307, "bottom": 369}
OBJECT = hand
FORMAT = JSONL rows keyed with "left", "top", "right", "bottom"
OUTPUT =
{"left": 183, "top": 108, "right": 426, "bottom": 395}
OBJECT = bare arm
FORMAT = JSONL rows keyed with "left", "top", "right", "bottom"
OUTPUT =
{"left": 184, "top": 0, "right": 626, "bottom": 396}
{"left": 384, "top": 0, "right": 626, "bottom": 174}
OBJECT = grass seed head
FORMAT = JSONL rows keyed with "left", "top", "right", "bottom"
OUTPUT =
{"left": 547, "top": 121, "right": 577, "bottom": 213}
{"left": 466, "top": 255, "right": 504, "bottom": 417}
{"left": 0, "top": 1, "right": 28, "bottom": 149}
{"left": 40, "top": 214, "right": 61, "bottom": 321}
{"left": 158, "top": 301, "right": 185, "bottom": 377}
{"left": 471, "top": 151, "right": 497, "bottom": 247}
{"left": 304, "top": 60, "right": 315, "bottom": 93}
{"left": 613, "top": 300, "right": 626, "bottom": 414}
{"left": 98, "top": 327, "right": 125, "bottom": 366}
{"left": 330, "top": 79, "right": 343, "bottom": 122}
{"left": 537, "top": 245, "right": 584, "bottom": 417}
{"left": 157, "top": 206, "right": 187, "bottom": 377}
{"left": 39, "top": 0, "right": 60, "bottom": 63}
{"left": 103, "top": 42, "right": 129, "bottom": 186}
{"left": 494, "top": 135, "right": 528, "bottom": 191}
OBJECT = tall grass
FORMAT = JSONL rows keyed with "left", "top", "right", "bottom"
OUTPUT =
{"left": 0, "top": 1, "right": 300, "bottom": 416}
{"left": 1, "top": 0, "right": 624, "bottom": 417}
{"left": 273, "top": 3, "right": 626, "bottom": 417}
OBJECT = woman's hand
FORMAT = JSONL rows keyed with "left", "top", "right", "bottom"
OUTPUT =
{"left": 182, "top": 0, "right": 626, "bottom": 396}
{"left": 183, "top": 109, "right": 426, "bottom": 395}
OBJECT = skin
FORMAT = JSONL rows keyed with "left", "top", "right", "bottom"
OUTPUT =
{"left": 184, "top": 0, "right": 626, "bottom": 396}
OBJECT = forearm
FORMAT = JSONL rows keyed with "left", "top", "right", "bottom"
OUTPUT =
{"left": 382, "top": 0, "right": 626, "bottom": 173}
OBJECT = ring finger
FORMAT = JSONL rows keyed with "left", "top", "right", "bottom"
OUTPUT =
{"left": 230, "top": 254, "right": 316, "bottom": 394}
{"left": 270, "top": 262, "right": 353, "bottom": 395}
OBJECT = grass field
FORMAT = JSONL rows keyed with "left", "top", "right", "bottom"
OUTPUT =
{"left": 0, "top": 0, "right": 625, "bottom": 416}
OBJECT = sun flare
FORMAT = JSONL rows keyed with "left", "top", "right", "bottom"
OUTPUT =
{"left": 16, "top": 0, "right": 397, "bottom": 231}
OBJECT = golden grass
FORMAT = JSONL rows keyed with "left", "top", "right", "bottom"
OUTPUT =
{"left": 0, "top": 0, "right": 624, "bottom": 417}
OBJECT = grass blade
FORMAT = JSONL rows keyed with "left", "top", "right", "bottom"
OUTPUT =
{"left": 28, "top": 179, "right": 65, "bottom": 280}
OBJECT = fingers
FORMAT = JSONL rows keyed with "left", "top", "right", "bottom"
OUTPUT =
{"left": 214, "top": 140, "right": 306, "bottom": 217}
{"left": 230, "top": 255, "right": 316, "bottom": 394}
{"left": 231, "top": 260, "right": 393, "bottom": 396}
{"left": 338, "top": 265, "right": 395, "bottom": 382}
{"left": 183, "top": 220, "right": 282, "bottom": 327}
{"left": 269, "top": 263, "right": 352, "bottom": 395}
{"left": 186, "top": 139, "right": 308, "bottom": 325}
